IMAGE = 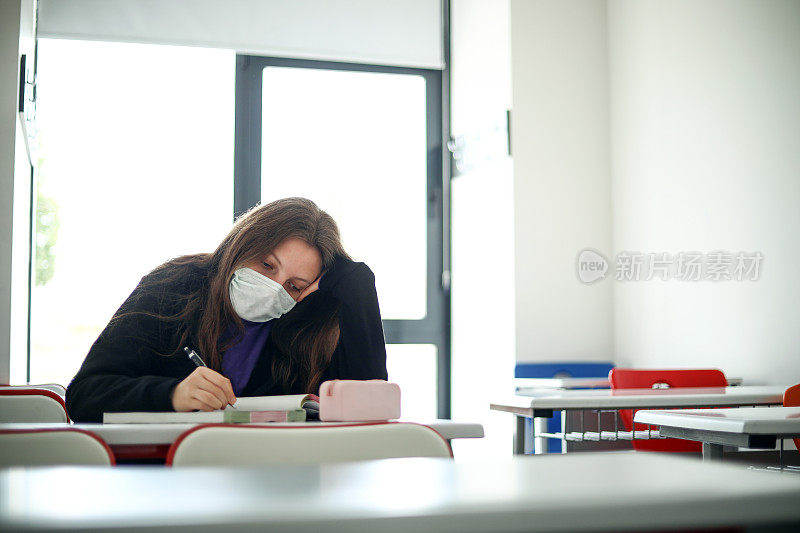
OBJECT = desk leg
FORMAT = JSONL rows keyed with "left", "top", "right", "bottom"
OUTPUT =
{"left": 514, "top": 416, "right": 525, "bottom": 455}
{"left": 702, "top": 442, "right": 723, "bottom": 461}
{"left": 533, "top": 417, "right": 548, "bottom": 454}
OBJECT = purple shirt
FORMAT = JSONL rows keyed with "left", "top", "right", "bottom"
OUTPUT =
{"left": 221, "top": 319, "right": 273, "bottom": 395}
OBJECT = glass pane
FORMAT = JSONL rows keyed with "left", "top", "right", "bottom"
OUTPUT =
{"left": 385, "top": 344, "right": 437, "bottom": 419}
{"left": 31, "top": 40, "right": 235, "bottom": 385}
{"left": 261, "top": 67, "right": 427, "bottom": 320}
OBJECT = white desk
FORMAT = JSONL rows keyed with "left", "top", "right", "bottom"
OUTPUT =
{"left": 0, "top": 419, "right": 484, "bottom": 460}
{"left": 2, "top": 454, "right": 799, "bottom": 532}
{"left": 635, "top": 406, "right": 800, "bottom": 460}
{"left": 491, "top": 385, "right": 787, "bottom": 454}
{"left": 514, "top": 377, "right": 612, "bottom": 390}
{"left": 514, "top": 376, "right": 742, "bottom": 392}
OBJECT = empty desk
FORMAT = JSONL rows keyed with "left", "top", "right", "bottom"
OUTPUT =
{"left": 635, "top": 406, "right": 800, "bottom": 461}
{"left": 491, "top": 385, "right": 787, "bottom": 454}
{"left": 514, "top": 376, "right": 742, "bottom": 393}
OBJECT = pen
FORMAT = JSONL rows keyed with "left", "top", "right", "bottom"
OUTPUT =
{"left": 184, "top": 346, "right": 207, "bottom": 367}
{"left": 183, "top": 346, "right": 236, "bottom": 409}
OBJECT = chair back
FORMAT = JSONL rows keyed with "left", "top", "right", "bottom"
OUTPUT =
{"left": 167, "top": 422, "right": 453, "bottom": 466}
{"left": 783, "top": 383, "right": 800, "bottom": 452}
{"left": 608, "top": 368, "right": 727, "bottom": 452}
{"left": 609, "top": 369, "right": 727, "bottom": 390}
{"left": 515, "top": 361, "right": 614, "bottom": 379}
{"left": 0, "top": 429, "right": 115, "bottom": 466}
{"left": 0, "top": 389, "right": 69, "bottom": 422}
{"left": 0, "top": 384, "right": 67, "bottom": 397}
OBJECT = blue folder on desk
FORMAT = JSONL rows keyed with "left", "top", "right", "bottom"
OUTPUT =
{"left": 515, "top": 362, "right": 614, "bottom": 453}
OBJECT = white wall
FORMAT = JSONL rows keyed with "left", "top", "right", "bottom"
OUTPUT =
{"left": 450, "top": 0, "right": 514, "bottom": 458}
{"left": 510, "top": 0, "right": 613, "bottom": 364}
{"left": 510, "top": 0, "right": 800, "bottom": 384}
{"left": 0, "top": 0, "right": 35, "bottom": 385}
{"left": 609, "top": 0, "right": 800, "bottom": 384}
{"left": 0, "top": 0, "right": 19, "bottom": 385}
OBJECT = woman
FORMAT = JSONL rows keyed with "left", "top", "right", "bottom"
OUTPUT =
{"left": 65, "top": 197, "right": 388, "bottom": 422}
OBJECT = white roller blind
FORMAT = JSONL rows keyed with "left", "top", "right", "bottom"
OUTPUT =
{"left": 38, "top": 0, "right": 444, "bottom": 69}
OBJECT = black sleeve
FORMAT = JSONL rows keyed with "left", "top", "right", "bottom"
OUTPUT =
{"left": 65, "top": 276, "right": 186, "bottom": 422}
{"left": 319, "top": 257, "right": 389, "bottom": 382}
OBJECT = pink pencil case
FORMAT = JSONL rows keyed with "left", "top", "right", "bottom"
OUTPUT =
{"left": 319, "top": 379, "right": 401, "bottom": 422}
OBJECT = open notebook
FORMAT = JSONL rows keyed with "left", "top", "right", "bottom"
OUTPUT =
{"left": 103, "top": 394, "right": 320, "bottom": 424}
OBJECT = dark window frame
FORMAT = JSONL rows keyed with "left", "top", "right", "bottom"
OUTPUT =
{"left": 233, "top": 55, "right": 451, "bottom": 418}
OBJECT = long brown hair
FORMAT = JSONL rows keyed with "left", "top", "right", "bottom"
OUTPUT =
{"left": 127, "top": 197, "right": 349, "bottom": 393}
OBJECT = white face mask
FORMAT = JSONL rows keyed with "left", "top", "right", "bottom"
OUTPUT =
{"left": 229, "top": 267, "right": 297, "bottom": 322}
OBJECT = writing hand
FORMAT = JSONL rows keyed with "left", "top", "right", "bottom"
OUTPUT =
{"left": 171, "top": 367, "right": 237, "bottom": 411}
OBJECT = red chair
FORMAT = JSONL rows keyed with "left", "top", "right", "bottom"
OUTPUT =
{"left": 0, "top": 388, "right": 70, "bottom": 422}
{"left": 609, "top": 368, "right": 728, "bottom": 452}
{"left": 783, "top": 383, "right": 800, "bottom": 452}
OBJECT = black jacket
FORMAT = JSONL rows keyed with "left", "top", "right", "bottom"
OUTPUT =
{"left": 65, "top": 257, "right": 388, "bottom": 422}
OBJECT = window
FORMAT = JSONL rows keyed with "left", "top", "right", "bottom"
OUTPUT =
{"left": 386, "top": 344, "right": 438, "bottom": 419}
{"left": 260, "top": 66, "right": 427, "bottom": 320}
{"left": 31, "top": 40, "right": 234, "bottom": 385}
{"left": 30, "top": 45, "right": 448, "bottom": 420}
{"left": 236, "top": 56, "right": 449, "bottom": 417}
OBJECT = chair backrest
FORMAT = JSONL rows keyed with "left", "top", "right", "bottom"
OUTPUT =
{"left": 609, "top": 369, "right": 727, "bottom": 390}
{"left": 0, "top": 389, "right": 69, "bottom": 422}
{"left": 515, "top": 362, "right": 614, "bottom": 379}
{"left": 783, "top": 384, "right": 800, "bottom": 452}
{"left": 608, "top": 368, "right": 728, "bottom": 453}
{"left": 167, "top": 422, "right": 453, "bottom": 467}
{"left": 0, "top": 429, "right": 115, "bottom": 466}
{"left": 0, "top": 384, "right": 67, "bottom": 397}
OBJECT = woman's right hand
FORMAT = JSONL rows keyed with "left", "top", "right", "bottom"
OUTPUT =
{"left": 171, "top": 367, "right": 237, "bottom": 412}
